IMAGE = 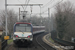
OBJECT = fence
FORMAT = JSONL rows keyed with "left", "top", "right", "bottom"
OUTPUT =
{"left": 51, "top": 30, "right": 75, "bottom": 49}
{"left": 2, "top": 40, "right": 7, "bottom": 50}
{"left": 2, "top": 32, "right": 7, "bottom": 50}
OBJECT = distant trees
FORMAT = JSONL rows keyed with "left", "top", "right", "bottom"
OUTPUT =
{"left": 54, "top": 1, "right": 75, "bottom": 41}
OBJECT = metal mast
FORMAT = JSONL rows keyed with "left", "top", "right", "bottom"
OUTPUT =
{"left": 5, "top": 0, "right": 7, "bottom": 36}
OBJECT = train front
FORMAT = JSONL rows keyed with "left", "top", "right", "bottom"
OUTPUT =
{"left": 13, "top": 22, "right": 33, "bottom": 45}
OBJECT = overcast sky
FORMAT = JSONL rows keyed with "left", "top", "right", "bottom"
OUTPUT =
{"left": 0, "top": 0, "right": 75, "bottom": 17}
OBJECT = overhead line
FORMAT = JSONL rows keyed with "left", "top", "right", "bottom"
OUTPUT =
{"left": 33, "top": 0, "right": 54, "bottom": 16}
{"left": 24, "top": 0, "right": 27, "bottom": 10}
{"left": 18, "top": 0, "right": 26, "bottom": 11}
{"left": 18, "top": 0, "right": 23, "bottom": 3}
{"left": 42, "top": 0, "right": 54, "bottom": 8}
{"left": 33, "top": 0, "right": 63, "bottom": 16}
{"left": 41, "top": 0, "right": 63, "bottom": 14}
{"left": 24, "top": 0, "right": 30, "bottom": 11}
{"left": 30, "top": 0, "right": 38, "bottom": 4}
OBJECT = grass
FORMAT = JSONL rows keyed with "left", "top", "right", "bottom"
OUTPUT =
{"left": 50, "top": 36, "right": 54, "bottom": 43}
{"left": 7, "top": 39, "right": 13, "bottom": 44}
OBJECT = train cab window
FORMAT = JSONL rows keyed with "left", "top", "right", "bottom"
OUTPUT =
{"left": 26, "top": 27, "right": 31, "bottom": 32}
{"left": 15, "top": 24, "right": 31, "bottom": 32}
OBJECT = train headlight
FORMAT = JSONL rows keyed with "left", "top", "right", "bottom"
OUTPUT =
{"left": 27, "top": 35, "right": 33, "bottom": 38}
{"left": 16, "top": 35, "right": 18, "bottom": 37}
{"left": 28, "top": 36, "right": 30, "bottom": 38}
{"left": 14, "top": 35, "right": 19, "bottom": 38}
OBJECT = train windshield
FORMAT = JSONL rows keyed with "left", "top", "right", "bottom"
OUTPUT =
{"left": 15, "top": 24, "right": 31, "bottom": 32}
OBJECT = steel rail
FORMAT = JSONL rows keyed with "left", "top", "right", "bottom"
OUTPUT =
{"left": 36, "top": 34, "right": 47, "bottom": 50}
{"left": 17, "top": 45, "right": 30, "bottom": 50}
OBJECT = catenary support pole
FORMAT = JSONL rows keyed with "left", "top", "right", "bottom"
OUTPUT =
{"left": 40, "top": 5, "right": 42, "bottom": 25}
{"left": 5, "top": 0, "right": 7, "bottom": 36}
{"left": 19, "top": 8, "right": 20, "bottom": 20}
{"left": 48, "top": 8, "right": 50, "bottom": 32}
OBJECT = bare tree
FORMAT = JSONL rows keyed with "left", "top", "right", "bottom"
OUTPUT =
{"left": 54, "top": 1, "right": 75, "bottom": 41}
{"left": 0, "top": 9, "right": 17, "bottom": 36}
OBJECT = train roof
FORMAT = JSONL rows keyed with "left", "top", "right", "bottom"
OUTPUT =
{"left": 15, "top": 22, "right": 31, "bottom": 24}
{"left": 33, "top": 26, "right": 45, "bottom": 28}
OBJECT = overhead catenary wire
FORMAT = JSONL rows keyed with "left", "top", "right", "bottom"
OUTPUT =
{"left": 41, "top": 0, "right": 63, "bottom": 14}
{"left": 18, "top": 0, "right": 25, "bottom": 11}
{"left": 18, "top": 0, "right": 23, "bottom": 3}
{"left": 24, "top": 0, "right": 30, "bottom": 11}
{"left": 30, "top": 0, "right": 38, "bottom": 4}
{"left": 22, "top": 5, "right": 25, "bottom": 11}
{"left": 33, "top": 0, "right": 54, "bottom": 16}
{"left": 18, "top": 0, "right": 30, "bottom": 11}
{"left": 24, "top": 0, "right": 27, "bottom": 9}
{"left": 33, "top": 0, "right": 63, "bottom": 16}
{"left": 42, "top": 0, "right": 54, "bottom": 8}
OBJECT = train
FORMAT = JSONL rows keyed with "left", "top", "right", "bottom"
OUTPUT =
{"left": 13, "top": 22, "right": 45, "bottom": 45}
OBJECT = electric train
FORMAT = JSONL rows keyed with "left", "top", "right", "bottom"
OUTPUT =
{"left": 13, "top": 22, "right": 45, "bottom": 45}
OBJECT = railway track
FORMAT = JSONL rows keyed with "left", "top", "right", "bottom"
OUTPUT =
{"left": 17, "top": 46, "right": 30, "bottom": 50}
{"left": 36, "top": 32, "right": 56, "bottom": 50}
{"left": 5, "top": 32, "right": 56, "bottom": 50}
